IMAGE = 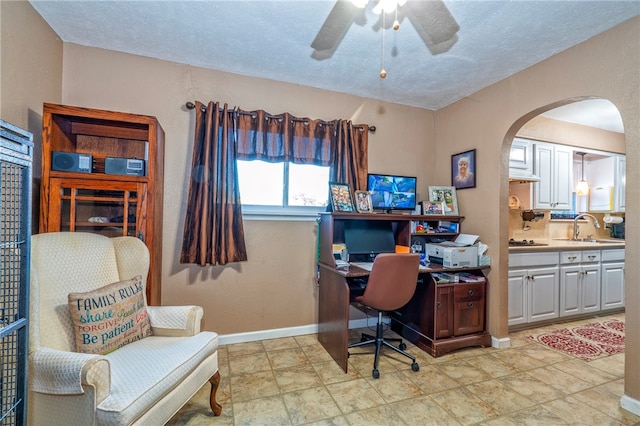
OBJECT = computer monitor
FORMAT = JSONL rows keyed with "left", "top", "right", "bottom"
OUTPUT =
{"left": 367, "top": 173, "right": 417, "bottom": 213}
{"left": 344, "top": 220, "right": 396, "bottom": 260}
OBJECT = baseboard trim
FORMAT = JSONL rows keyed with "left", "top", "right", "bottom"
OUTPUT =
{"left": 492, "top": 336, "right": 511, "bottom": 349}
{"left": 218, "top": 318, "right": 386, "bottom": 345}
{"left": 620, "top": 395, "right": 640, "bottom": 416}
{"left": 219, "top": 324, "right": 318, "bottom": 345}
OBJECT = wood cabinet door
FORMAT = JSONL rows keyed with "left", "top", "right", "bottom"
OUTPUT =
{"left": 601, "top": 262, "right": 625, "bottom": 310}
{"left": 434, "top": 286, "right": 453, "bottom": 339}
{"left": 552, "top": 145, "right": 573, "bottom": 210}
{"left": 508, "top": 268, "right": 528, "bottom": 326}
{"left": 534, "top": 143, "right": 554, "bottom": 209}
{"left": 47, "top": 178, "right": 147, "bottom": 238}
{"left": 581, "top": 264, "right": 601, "bottom": 314}
{"left": 615, "top": 156, "right": 626, "bottom": 212}
{"left": 533, "top": 142, "right": 572, "bottom": 210}
{"left": 528, "top": 266, "right": 560, "bottom": 322}
{"left": 560, "top": 265, "right": 581, "bottom": 317}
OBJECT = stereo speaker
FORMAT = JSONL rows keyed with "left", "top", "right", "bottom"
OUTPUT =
{"left": 51, "top": 151, "right": 92, "bottom": 173}
{"left": 105, "top": 157, "right": 146, "bottom": 176}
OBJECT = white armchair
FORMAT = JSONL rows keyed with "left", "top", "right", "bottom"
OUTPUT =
{"left": 28, "top": 232, "right": 221, "bottom": 425}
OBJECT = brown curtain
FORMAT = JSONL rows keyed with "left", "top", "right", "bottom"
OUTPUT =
{"left": 235, "top": 109, "right": 334, "bottom": 165}
{"left": 180, "top": 101, "right": 248, "bottom": 266}
{"left": 181, "top": 101, "right": 369, "bottom": 267}
{"left": 330, "top": 119, "right": 369, "bottom": 191}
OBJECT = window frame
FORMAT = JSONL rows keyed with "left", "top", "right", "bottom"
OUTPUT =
{"left": 238, "top": 160, "right": 330, "bottom": 221}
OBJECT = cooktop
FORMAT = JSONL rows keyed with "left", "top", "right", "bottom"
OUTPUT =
{"left": 508, "top": 238, "right": 548, "bottom": 247}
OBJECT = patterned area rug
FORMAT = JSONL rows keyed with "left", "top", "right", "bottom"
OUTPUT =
{"left": 529, "top": 319, "right": 625, "bottom": 361}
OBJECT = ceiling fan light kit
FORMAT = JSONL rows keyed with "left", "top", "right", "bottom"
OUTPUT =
{"left": 370, "top": 0, "right": 407, "bottom": 15}
{"left": 314, "top": 0, "right": 460, "bottom": 78}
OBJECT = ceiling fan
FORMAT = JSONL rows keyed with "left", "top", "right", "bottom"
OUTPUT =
{"left": 311, "top": 0, "right": 460, "bottom": 59}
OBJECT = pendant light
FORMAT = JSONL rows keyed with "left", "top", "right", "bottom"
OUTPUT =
{"left": 576, "top": 152, "right": 589, "bottom": 195}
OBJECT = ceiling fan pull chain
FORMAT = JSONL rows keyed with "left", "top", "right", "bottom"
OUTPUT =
{"left": 393, "top": 4, "right": 400, "bottom": 30}
{"left": 380, "top": 12, "right": 387, "bottom": 78}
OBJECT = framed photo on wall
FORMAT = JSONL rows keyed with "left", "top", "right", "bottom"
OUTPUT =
{"left": 428, "top": 186, "right": 459, "bottom": 216}
{"left": 354, "top": 190, "right": 373, "bottom": 213}
{"left": 329, "top": 182, "right": 355, "bottom": 212}
{"left": 452, "top": 149, "right": 476, "bottom": 189}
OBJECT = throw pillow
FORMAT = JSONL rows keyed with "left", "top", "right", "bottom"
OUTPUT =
{"left": 68, "top": 275, "right": 152, "bottom": 354}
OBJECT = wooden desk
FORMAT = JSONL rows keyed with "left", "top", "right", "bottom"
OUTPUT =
{"left": 316, "top": 212, "right": 490, "bottom": 373}
{"left": 317, "top": 262, "right": 491, "bottom": 372}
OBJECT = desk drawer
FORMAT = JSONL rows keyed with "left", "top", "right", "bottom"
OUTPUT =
{"left": 454, "top": 283, "right": 484, "bottom": 303}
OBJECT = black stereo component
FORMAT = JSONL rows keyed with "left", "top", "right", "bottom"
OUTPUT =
{"left": 104, "top": 157, "right": 146, "bottom": 176}
{"left": 51, "top": 151, "right": 92, "bottom": 173}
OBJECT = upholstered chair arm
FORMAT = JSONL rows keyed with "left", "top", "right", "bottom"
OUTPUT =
{"left": 29, "top": 348, "right": 111, "bottom": 400}
{"left": 147, "top": 305, "right": 203, "bottom": 337}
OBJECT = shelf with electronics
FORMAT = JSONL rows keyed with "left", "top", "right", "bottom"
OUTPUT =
{"left": 39, "top": 103, "right": 165, "bottom": 305}
{"left": 409, "top": 215, "right": 464, "bottom": 254}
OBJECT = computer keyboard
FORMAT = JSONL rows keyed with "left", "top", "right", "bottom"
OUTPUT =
{"left": 350, "top": 262, "right": 374, "bottom": 271}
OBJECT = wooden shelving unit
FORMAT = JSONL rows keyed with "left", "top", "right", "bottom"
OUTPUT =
{"left": 39, "top": 103, "right": 164, "bottom": 305}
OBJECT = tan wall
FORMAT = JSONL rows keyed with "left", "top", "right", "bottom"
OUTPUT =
{"left": 0, "top": 0, "right": 62, "bottom": 200}
{"left": 59, "top": 43, "right": 435, "bottom": 335}
{"left": 519, "top": 115, "right": 626, "bottom": 154}
{"left": 435, "top": 17, "right": 639, "bottom": 401}
{"left": 0, "top": 0, "right": 62, "bottom": 132}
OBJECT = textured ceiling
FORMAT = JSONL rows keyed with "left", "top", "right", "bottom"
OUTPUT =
{"left": 30, "top": 0, "right": 637, "bottom": 130}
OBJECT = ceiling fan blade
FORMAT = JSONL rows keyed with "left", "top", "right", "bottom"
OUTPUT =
{"left": 311, "top": 1, "right": 361, "bottom": 52}
{"left": 406, "top": 0, "right": 460, "bottom": 53}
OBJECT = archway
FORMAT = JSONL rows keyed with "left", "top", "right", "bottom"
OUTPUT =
{"left": 500, "top": 96, "right": 634, "bottom": 413}
{"left": 502, "top": 96, "right": 625, "bottom": 327}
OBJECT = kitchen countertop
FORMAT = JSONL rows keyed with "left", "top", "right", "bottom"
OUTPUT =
{"left": 509, "top": 238, "right": 625, "bottom": 252}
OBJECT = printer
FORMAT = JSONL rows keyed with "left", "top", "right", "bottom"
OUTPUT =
{"left": 426, "top": 234, "right": 479, "bottom": 268}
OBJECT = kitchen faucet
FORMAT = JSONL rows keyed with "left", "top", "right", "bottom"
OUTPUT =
{"left": 573, "top": 213, "right": 601, "bottom": 240}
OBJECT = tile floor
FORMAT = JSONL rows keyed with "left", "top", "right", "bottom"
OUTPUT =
{"left": 168, "top": 313, "right": 639, "bottom": 425}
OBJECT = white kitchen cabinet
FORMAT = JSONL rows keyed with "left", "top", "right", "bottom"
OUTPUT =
{"left": 615, "top": 155, "right": 626, "bottom": 212}
{"left": 508, "top": 268, "right": 527, "bottom": 325}
{"left": 585, "top": 153, "right": 626, "bottom": 213}
{"left": 560, "top": 250, "right": 600, "bottom": 317}
{"left": 534, "top": 142, "right": 573, "bottom": 210}
{"left": 508, "top": 252, "right": 560, "bottom": 326}
{"left": 509, "top": 138, "right": 535, "bottom": 176}
{"left": 601, "top": 248, "right": 625, "bottom": 310}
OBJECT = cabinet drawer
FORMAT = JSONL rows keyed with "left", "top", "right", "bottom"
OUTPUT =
{"left": 581, "top": 250, "right": 600, "bottom": 263}
{"left": 560, "top": 251, "right": 581, "bottom": 264}
{"left": 454, "top": 284, "right": 484, "bottom": 302}
{"left": 560, "top": 250, "right": 600, "bottom": 264}
{"left": 601, "top": 249, "right": 625, "bottom": 262}
{"left": 509, "top": 251, "right": 559, "bottom": 267}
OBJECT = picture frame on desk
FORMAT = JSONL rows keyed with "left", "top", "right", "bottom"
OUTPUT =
{"left": 354, "top": 190, "right": 373, "bottom": 213}
{"left": 329, "top": 182, "right": 355, "bottom": 212}
{"left": 428, "top": 186, "right": 459, "bottom": 216}
{"left": 422, "top": 201, "right": 445, "bottom": 215}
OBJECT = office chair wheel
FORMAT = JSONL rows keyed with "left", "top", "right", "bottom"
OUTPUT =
{"left": 411, "top": 362, "right": 420, "bottom": 372}
{"left": 372, "top": 369, "right": 380, "bottom": 379}
{"left": 398, "top": 342, "right": 407, "bottom": 350}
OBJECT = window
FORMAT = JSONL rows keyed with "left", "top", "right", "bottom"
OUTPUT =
{"left": 550, "top": 192, "right": 582, "bottom": 219}
{"left": 237, "top": 160, "right": 329, "bottom": 218}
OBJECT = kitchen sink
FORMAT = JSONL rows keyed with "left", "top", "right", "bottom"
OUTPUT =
{"left": 553, "top": 238, "right": 621, "bottom": 244}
